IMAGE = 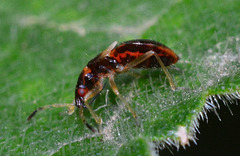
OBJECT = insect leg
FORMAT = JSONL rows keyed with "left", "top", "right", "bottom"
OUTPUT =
{"left": 99, "top": 41, "right": 118, "bottom": 59}
{"left": 84, "top": 100, "right": 103, "bottom": 125}
{"left": 122, "top": 51, "right": 155, "bottom": 71}
{"left": 153, "top": 53, "right": 176, "bottom": 90}
{"left": 121, "top": 51, "right": 176, "bottom": 90}
{"left": 83, "top": 82, "right": 105, "bottom": 132}
{"left": 108, "top": 75, "right": 137, "bottom": 120}
{"left": 79, "top": 106, "right": 96, "bottom": 132}
{"left": 27, "top": 103, "right": 75, "bottom": 120}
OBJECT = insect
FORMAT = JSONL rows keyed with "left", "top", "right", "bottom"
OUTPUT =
{"left": 27, "top": 39, "right": 179, "bottom": 132}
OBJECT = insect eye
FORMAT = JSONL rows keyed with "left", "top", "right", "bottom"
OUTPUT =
{"left": 78, "top": 88, "right": 88, "bottom": 96}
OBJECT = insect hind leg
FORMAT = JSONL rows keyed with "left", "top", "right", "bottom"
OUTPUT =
{"left": 153, "top": 53, "right": 176, "bottom": 90}
{"left": 27, "top": 103, "right": 75, "bottom": 120}
{"left": 121, "top": 51, "right": 176, "bottom": 90}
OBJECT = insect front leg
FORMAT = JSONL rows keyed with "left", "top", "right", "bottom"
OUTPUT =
{"left": 84, "top": 100, "right": 103, "bottom": 133}
{"left": 121, "top": 51, "right": 177, "bottom": 90}
{"left": 83, "top": 84, "right": 105, "bottom": 132}
{"left": 108, "top": 74, "right": 138, "bottom": 124}
{"left": 79, "top": 106, "right": 96, "bottom": 132}
{"left": 84, "top": 100, "right": 102, "bottom": 124}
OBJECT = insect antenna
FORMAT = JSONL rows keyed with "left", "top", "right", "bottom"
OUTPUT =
{"left": 27, "top": 103, "right": 75, "bottom": 121}
{"left": 27, "top": 108, "right": 42, "bottom": 120}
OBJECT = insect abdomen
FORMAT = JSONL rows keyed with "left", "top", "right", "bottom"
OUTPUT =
{"left": 110, "top": 39, "right": 179, "bottom": 68}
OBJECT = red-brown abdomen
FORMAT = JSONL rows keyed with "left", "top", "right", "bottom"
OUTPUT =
{"left": 110, "top": 39, "right": 179, "bottom": 68}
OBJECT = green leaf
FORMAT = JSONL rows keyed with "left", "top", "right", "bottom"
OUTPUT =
{"left": 1, "top": 0, "right": 239, "bottom": 155}
{"left": 116, "top": 138, "right": 152, "bottom": 156}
